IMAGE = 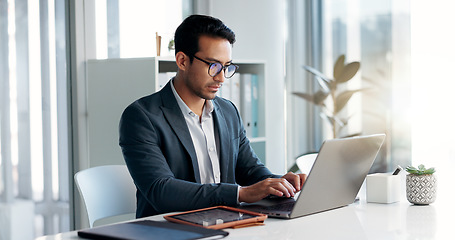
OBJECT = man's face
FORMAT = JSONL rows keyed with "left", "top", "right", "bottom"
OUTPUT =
{"left": 184, "top": 35, "right": 233, "bottom": 100}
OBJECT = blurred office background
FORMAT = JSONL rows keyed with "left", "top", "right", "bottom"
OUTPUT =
{"left": 1, "top": 0, "right": 454, "bottom": 239}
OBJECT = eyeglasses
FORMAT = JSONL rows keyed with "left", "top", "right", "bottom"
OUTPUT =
{"left": 193, "top": 55, "right": 239, "bottom": 78}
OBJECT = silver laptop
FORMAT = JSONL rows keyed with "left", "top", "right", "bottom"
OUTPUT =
{"left": 240, "top": 134, "right": 385, "bottom": 219}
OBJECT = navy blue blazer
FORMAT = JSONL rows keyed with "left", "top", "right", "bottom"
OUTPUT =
{"left": 119, "top": 81, "right": 277, "bottom": 218}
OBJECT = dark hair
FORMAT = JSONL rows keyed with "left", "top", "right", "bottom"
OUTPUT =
{"left": 174, "top": 15, "right": 236, "bottom": 62}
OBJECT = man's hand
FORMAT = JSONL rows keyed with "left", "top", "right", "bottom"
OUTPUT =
{"left": 238, "top": 172, "right": 307, "bottom": 203}
{"left": 238, "top": 178, "right": 296, "bottom": 203}
{"left": 281, "top": 172, "right": 307, "bottom": 192}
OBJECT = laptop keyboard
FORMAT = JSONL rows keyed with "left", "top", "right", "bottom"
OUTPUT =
{"left": 265, "top": 202, "right": 295, "bottom": 211}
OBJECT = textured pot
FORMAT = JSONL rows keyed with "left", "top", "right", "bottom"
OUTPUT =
{"left": 406, "top": 174, "right": 437, "bottom": 205}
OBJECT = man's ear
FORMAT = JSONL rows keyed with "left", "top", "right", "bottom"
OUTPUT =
{"left": 175, "top": 51, "right": 189, "bottom": 71}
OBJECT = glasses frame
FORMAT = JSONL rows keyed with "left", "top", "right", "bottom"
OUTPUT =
{"left": 193, "top": 55, "right": 239, "bottom": 78}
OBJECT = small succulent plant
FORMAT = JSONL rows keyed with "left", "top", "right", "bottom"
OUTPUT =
{"left": 405, "top": 164, "right": 436, "bottom": 175}
{"left": 168, "top": 39, "right": 175, "bottom": 50}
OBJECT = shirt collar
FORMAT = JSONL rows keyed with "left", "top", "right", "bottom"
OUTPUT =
{"left": 170, "top": 78, "right": 214, "bottom": 117}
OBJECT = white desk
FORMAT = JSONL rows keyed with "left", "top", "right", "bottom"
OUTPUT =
{"left": 36, "top": 190, "right": 451, "bottom": 240}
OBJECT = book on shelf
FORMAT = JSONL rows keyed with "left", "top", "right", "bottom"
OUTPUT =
{"left": 230, "top": 73, "right": 242, "bottom": 114}
{"left": 240, "top": 74, "right": 252, "bottom": 138}
{"left": 219, "top": 73, "right": 260, "bottom": 139}
{"left": 250, "top": 74, "right": 259, "bottom": 138}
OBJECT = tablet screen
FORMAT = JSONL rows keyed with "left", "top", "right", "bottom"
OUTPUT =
{"left": 171, "top": 208, "right": 258, "bottom": 227}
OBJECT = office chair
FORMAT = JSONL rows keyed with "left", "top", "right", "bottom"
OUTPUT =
{"left": 295, "top": 153, "right": 318, "bottom": 175}
{"left": 74, "top": 165, "right": 137, "bottom": 227}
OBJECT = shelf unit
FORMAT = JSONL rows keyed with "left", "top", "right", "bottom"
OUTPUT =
{"left": 86, "top": 57, "right": 267, "bottom": 167}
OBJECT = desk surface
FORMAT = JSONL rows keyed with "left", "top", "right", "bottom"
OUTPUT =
{"left": 37, "top": 185, "right": 452, "bottom": 240}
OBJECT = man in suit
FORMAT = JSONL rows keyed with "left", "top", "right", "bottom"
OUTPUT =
{"left": 119, "top": 14, "right": 306, "bottom": 218}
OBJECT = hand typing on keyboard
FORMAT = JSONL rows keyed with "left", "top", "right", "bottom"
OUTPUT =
{"left": 238, "top": 172, "right": 306, "bottom": 203}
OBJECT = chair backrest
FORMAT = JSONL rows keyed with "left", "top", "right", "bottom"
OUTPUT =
{"left": 296, "top": 153, "right": 318, "bottom": 174}
{"left": 74, "top": 165, "right": 136, "bottom": 227}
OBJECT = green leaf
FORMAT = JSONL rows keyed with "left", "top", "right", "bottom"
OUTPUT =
{"left": 418, "top": 164, "right": 425, "bottom": 171}
{"left": 313, "top": 91, "right": 329, "bottom": 105}
{"left": 424, "top": 168, "right": 436, "bottom": 174}
{"left": 406, "top": 165, "right": 436, "bottom": 175}
{"left": 315, "top": 76, "right": 331, "bottom": 93}
{"left": 406, "top": 166, "right": 417, "bottom": 171}
{"left": 333, "top": 116, "right": 346, "bottom": 127}
{"left": 328, "top": 81, "right": 337, "bottom": 91}
{"left": 333, "top": 55, "right": 345, "bottom": 80}
{"left": 340, "top": 132, "right": 362, "bottom": 138}
{"left": 288, "top": 163, "right": 300, "bottom": 173}
{"left": 303, "top": 65, "right": 332, "bottom": 84}
{"left": 335, "top": 62, "right": 360, "bottom": 84}
{"left": 337, "top": 117, "right": 349, "bottom": 127}
{"left": 405, "top": 166, "right": 418, "bottom": 173}
{"left": 293, "top": 91, "right": 328, "bottom": 106}
{"left": 319, "top": 113, "right": 336, "bottom": 127}
{"left": 292, "top": 92, "right": 314, "bottom": 103}
{"left": 334, "top": 89, "right": 363, "bottom": 114}
{"left": 320, "top": 113, "right": 345, "bottom": 128}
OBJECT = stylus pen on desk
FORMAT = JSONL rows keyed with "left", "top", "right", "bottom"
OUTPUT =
{"left": 392, "top": 165, "right": 402, "bottom": 175}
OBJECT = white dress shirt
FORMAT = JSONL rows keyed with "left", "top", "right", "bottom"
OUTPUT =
{"left": 170, "top": 80, "right": 221, "bottom": 184}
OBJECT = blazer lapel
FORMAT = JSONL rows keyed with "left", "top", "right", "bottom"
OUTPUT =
{"left": 160, "top": 82, "right": 201, "bottom": 183}
{"left": 212, "top": 100, "right": 230, "bottom": 183}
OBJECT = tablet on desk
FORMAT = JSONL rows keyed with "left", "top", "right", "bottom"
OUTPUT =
{"left": 164, "top": 206, "right": 267, "bottom": 229}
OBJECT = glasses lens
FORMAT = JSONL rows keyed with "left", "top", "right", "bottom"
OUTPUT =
{"left": 208, "top": 63, "right": 223, "bottom": 77}
{"left": 225, "top": 65, "right": 237, "bottom": 78}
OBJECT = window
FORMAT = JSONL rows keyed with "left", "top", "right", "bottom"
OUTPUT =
{"left": 0, "top": 0, "right": 70, "bottom": 238}
{"left": 287, "top": 0, "right": 412, "bottom": 172}
{"left": 410, "top": 0, "right": 455, "bottom": 202}
{"left": 1, "top": 0, "right": 192, "bottom": 237}
{"left": 322, "top": 0, "right": 412, "bottom": 172}
{"left": 93, "top": 0, "right": 190, "bottom": 59}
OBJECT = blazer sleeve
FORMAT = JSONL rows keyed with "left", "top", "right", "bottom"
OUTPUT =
{"left": 216, "top": 99, "right": 280, "bottom": 186}
{"left": 119, "top": 98, "right": 239, "bottom": 217}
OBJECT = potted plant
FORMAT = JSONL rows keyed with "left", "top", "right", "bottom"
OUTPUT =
{"left": 168, "top": 39, "right": 175, "bottom": 54}
{"left": 405, "top": 164, "right": 437, "bottom": 205}
{"left": 292, "top": 55, "right": 362, "bottom": 138}
{"left": 288, "top": 55, "right": 362, "bottom": 173}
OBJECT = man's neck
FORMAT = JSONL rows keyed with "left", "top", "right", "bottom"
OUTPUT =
{"left": 173, "top": 77, "right": 205, "bottom": 116}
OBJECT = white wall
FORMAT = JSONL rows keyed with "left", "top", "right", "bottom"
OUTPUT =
{"left": 207, "top": 0, "right": 288, "bottom": 173}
